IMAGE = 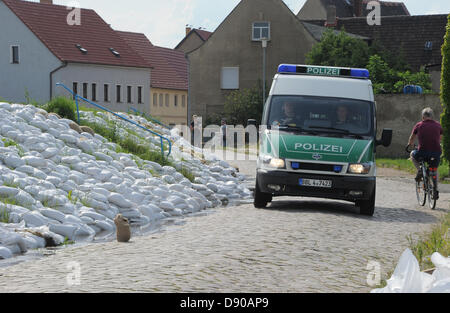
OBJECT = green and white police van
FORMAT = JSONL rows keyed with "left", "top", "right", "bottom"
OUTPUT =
{"left": 255, "top": 64, "right": 392, "bottom": 216}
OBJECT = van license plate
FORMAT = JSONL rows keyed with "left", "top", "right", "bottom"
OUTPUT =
{"left": 299, "top": 179, "right": 332, "bottom": 188}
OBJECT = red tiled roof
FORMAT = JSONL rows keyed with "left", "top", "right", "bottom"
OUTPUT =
{"left": 3, "top": 0, "right": 151, "bottom": 69}
{"left": 313, "top": 0, "right": 410, "bottom": 18}
{"left": 194, "top": 29, "right": 213, "bottom": 41}
{"left": 117, "top": 31, "right": 188, "bottom": 91}
{"left": 175, "top": 28, "right": 213, "bottom": 50}
{"left": 305, "top": 15, "right": 447, "bottom": 71}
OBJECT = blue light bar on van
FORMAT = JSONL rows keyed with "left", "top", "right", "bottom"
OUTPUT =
{"left": 277, "top": 64, "right": 369, "bottom": 79}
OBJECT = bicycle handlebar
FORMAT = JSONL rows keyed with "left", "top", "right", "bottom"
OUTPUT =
{"left": 405, "top": 144, "right": 417, "bottom": 154}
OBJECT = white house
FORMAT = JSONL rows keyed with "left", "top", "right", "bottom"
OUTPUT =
{"left": 0, "top": 0, "right": 152, "bottom": 113}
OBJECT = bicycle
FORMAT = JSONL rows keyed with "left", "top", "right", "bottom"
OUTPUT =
{"left": 405, "top": 145, "right": 439, "bottom": 210}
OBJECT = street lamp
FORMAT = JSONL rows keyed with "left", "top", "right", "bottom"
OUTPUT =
{"left": 261, "top": 38, "right": 268, "bottom": 106}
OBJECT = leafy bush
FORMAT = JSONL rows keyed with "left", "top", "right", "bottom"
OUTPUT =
{"left": 367, "top": 55, "right": 432, "bottom": 94}
{"left": 441, "top": 14, "right": 450, "bottom": 175}
{"left": 224, "top": 81, "right": 268, "bottom": 126}
{"left": 44, "top": 97, "right": 77, "bottom": 122}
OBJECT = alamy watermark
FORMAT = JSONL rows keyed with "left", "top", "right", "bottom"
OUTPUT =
{"left": 66, "top": 1, "right": 81, "bottom": 26}
{"left": 367, "top": 1, "right": 381, "bottom": 26}
{"left": 66, "top": 261, "right": 81, "bottom": 287}
{"left": 366, "top": 260, "right": 381, "bottom": 287}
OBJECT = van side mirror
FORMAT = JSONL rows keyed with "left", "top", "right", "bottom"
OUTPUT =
{"left": 376, "top": 129, "right": 393, "bottom": 147}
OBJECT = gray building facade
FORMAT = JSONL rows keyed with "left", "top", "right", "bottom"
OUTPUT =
{"left": 187, "top": 0, "right": 317, "bottom": 119}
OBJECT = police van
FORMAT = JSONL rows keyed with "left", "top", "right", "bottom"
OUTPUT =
{"left": 255, "top": 64, "right": 392, "bottom": 216}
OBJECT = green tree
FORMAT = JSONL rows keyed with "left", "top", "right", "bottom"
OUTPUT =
{"left": 224, "top": 81, "right": 268, "bottom": 126}
{"left": 441, "top": 14, "right": 450, "bottom": 175}
{"left": 366, "top": 54, "right": 396, "bottom": 93}
{"left": 306, "top": 28, "right": 370, "bottom": 68}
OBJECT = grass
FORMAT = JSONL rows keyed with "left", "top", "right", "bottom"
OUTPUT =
{"left": 1, "top": 138, "right": 25, "bottom": 157}
{"left": 61, "top": 237, "right": 75, "bottom": 246}
{"left": 407, "top": 212, "right": 450, "bottom": 271}
{"left": 3, "top": 181, "right": 19, "bottom": 188}
{"left": 0, "top": 208, "right": 10, "bottom": 223}
{"left": 67, "top": 190, "right": 78, "bottom": 205}
{"left": 179, "top": 167, "right": 196, "bottom": 183}
{"left": 376, "top": 158, "right": 450, "bottom": 183}
{"left": 0, "top": 196, "right": 18, "bottom": 207}
{"left": 79, "top": 119, "right": 175, "bottom": 167}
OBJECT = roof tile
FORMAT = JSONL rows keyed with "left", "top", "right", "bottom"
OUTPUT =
{"left": 117, "top": 31, "right": 188, "bottom": 91}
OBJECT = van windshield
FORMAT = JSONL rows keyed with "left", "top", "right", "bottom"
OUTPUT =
{"left": 267, "top": 95, "right": 374, "bottom": 137}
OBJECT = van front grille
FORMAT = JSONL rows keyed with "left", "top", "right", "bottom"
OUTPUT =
{"left": 291, "top": 162, "right": 343, "bottom": 173}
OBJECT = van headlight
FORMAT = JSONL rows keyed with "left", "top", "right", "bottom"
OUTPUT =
{"left": 260, "top": 155, "right": 286, "bottom": 169}
{"left": 348, "top": 163, "right": 372, "bottom": 174}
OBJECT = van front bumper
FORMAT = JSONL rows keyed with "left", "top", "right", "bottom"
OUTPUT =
{"left": 257, "top": 170, "right": 376, "bottom": 202}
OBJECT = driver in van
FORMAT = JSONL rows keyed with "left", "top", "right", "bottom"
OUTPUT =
{"left": 279, "top": 101, "right": 301, "bottom": 126}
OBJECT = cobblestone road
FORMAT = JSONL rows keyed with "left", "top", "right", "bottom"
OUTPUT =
{"left": 0, "top": 166, "right": 449, "bottom": 293}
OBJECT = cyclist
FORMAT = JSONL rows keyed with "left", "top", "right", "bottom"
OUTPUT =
{"left": 407, "top": 107, "right": 443, "bottom": 195}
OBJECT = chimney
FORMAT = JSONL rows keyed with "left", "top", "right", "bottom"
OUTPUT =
{"left": 40, "top": 0, "right": 53, "bottom": 4}
{"left": 186, "top": 26, "right": 192, "bottom": 36}
{"left": 354, "top": 0, "right": 363, "bottom": 17}
{"left": 325, "top": 5, "right": 337, "bottom": 27}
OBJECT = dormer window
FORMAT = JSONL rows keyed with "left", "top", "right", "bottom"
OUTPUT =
{"left": 76, "top": 44, "right": 88, "bottom": 54}
{"left": 109, "top": 48, "right": 120, "bottom": 57}
{"left": 425, "top": 41, "right": 433, "bottom": 51}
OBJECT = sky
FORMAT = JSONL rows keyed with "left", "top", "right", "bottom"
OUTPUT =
{"left": 54, "top": 0, "right": 450, "bottom": 48}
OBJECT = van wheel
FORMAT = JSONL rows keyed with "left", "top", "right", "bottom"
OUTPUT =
{"left": 359, "top": 187, "right": 376, "bottom": 216}
{"left": 254, "top": 181, "right": 272, "bottom": 209}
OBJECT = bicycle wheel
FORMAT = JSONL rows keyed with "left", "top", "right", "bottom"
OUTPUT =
{"left": 416, "top": 178, "right": 426, "bottom": 206}
{"left": 427, "top": 177, "right": 437, "bottom": 210}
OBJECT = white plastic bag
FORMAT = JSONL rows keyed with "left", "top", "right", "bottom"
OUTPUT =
{"left": 372, "top": 249, "right": 450, "bottom": 293}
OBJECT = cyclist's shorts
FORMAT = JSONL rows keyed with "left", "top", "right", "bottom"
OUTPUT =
{"left": 412, "top": 150, "right": 441, "bottom": 167}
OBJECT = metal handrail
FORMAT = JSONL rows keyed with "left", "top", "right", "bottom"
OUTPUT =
{"left": 128, "top": 107, "right": 172, "bottom": 130}
{"left": 56, "top": 83, "right": 172, "bottom": 158}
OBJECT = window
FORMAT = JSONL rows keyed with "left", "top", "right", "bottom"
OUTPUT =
{"left": 91, "top": 83, "right": 97, "bottom": 101}
{"left": 159, "top": 94, "right": 163, "bottom": 107}
{"left": 252, "top": 22, "right": 270, "bottom": 41}
{"left": 165, "top": 94, "right": 169, "bottom": 107}
{"left": 73, "top": 82, "right": 78, "bottom": 100}
{"left": 116, "top": 85, "right": 122, "bottom": 103}
{"left": 11, "top": 46, "right": 19, "bottom": 64}
{"left": 83, "top": 83, "right": 88, "bottom": 99}
{"left": 138, "top": 86, "right": 143, "bottom": 104}
{"left": 104, "top": 84, "right": 109, "bottom": 102}
{"left": 221, "top": 67, "right": 239, "bottom": 89}
{"left": 174, "top": 95, "right": 178, "bottom": 107}
{"left": 127, "top": 86, "right": 132, "bottom": 103}
{"left": 182, "top": 95, "right": 186, "bottom": 107}
{"left": 153, "top": 93, "right": 157, "bottom": 106}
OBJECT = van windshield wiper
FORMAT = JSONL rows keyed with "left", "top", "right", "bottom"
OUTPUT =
{"left": 306, "top": 126, "right": 364, "bottom": 139}
{"left": 277, "top": 125, "right": 317, "bottom": 135}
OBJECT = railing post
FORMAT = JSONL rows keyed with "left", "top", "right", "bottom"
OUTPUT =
{"left": 75, "top": 96, "right": 80, "bottom": 124}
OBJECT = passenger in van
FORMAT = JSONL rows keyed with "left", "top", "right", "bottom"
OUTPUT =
{"left": 336, "top": 105, "right": 350, "bottom": 125}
